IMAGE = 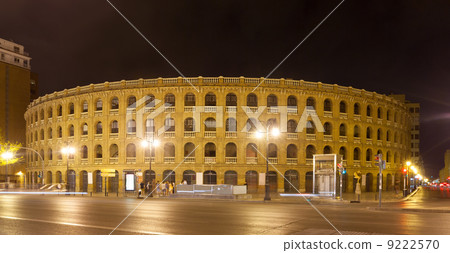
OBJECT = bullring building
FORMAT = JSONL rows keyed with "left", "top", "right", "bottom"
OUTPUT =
{"left": 25, "top": 76, "right": 413, "bottom": 194}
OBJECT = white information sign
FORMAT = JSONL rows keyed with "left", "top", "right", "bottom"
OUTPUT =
{"left": 87, "top": 172, "right": 93, "bottom": 184}
{"left": 196, "top": 172, "right": 203, "bottom": 185}
{"left": 126, "top": 174, "right": 135, "bottom": 191}
{"left": 259, "top": 173, "right": 266, "bottom": 185}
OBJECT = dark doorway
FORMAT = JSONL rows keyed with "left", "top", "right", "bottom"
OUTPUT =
{"left": 67, "top": 170, "right": 76, "bottom": 192}
{"left": 224, "top": 170, "right": 238, "bottom": 185}
{"left": 163, "top": 170, "right": 175, "bottom": 183}
{"left": 305, "top": 171, "right": 313, "bottom": 193}
{"left": 284, "top": 170, "right": 299, "bottom": 193}
{"left": 95, "top": 170, "right": 102, "bottom": 192}
{"left": 81, "top": 171, "right": 88, "bottom": 192}
{"left": 245, "top": 170, "right": 258, "bottom": 193}
{"left": 366, "top": 173, "right": 373, "bottom": 192}
{"left": 268, "top": 171, "right": 277, "bottom": 192}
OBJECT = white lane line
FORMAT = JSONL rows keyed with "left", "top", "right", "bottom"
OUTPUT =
{"left": 0, "top": 215, "right": 166, "bottom": 235}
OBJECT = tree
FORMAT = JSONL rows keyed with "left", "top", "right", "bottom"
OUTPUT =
{"left": 0, "top": 129, "right": 22, "bottom": 166}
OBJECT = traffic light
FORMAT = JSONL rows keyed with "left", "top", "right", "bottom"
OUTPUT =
{"left": 342, "top": 168, "right": 347, "bottom": 174}
{"left": 402, "top": 167, "right": 407, "bottom": 174}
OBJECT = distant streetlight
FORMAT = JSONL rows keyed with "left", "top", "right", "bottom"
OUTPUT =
{"left": 1, "top": 151, "right": 14, "bottom": 189}
{"left": 256, "top": 124, "right": 280, "bottom": 201}
{"left": 141, "top": 137, "right": 159, "bottom": 196}
{"left": 61, "top": 145, "right": 76, "bottom": 191}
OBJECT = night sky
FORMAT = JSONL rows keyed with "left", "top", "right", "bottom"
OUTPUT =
{"left": 1, "top": 0, "right": 449, "bottom": 177}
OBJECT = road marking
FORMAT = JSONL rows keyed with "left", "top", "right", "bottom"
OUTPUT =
{"left": 0, "top": 215, "right": 166, "bottom": 235}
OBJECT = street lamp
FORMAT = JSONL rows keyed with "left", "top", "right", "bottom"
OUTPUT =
{"left": 256, "top": 124, "right": 280, "bottom": 201}
{"left": 61, "top": 145, "right": 76, "bottom": 191}
{"left": 141, "top": 138, "right": 160, "bottom": 196}
{"left": 411, "top": 165, "right": 417, "bottom": 190}
{"left": 1, "top": 151, "right": 14, "bottom": 189}
{"left": 404, "top": 161, "right": 411, "bottom": 196}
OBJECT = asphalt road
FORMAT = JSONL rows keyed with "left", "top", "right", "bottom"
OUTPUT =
{"left": 0, "top": 187, "right": 449, "bottom": 235}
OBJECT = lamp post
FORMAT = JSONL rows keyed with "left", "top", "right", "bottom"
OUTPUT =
{"left": 1, "top": 151, "right": 13, "bottom": 189}
{"left": 256, "top": 124, "right": 280, "bottom": 201}
{"left": 141, "top": 137, "right": 160, "bottom": 196}
{"left": 61, "top": 145, "right": 76, "bottom": 191}
{"left": 404, "top": 161, "right": 411, "bottom": 196}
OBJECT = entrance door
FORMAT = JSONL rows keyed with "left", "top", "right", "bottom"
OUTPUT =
{"left": 245, "top": 170, "right": 258, "bottom": 193}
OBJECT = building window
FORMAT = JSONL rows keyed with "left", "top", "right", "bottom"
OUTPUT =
{"left": 339, "top": 124, "right": 346, "bottom": 136}
{"left": 354, "top": 103, "right": 360, "bottom": 115}
{"left": 306, "top": 145, "right": 316, "bottom": 159}
{"left": 226, "top": 93, "right": 237, "bottom": 106}
{"left": 69, "top": 103, "right": 74, "bottom": 115}
{"left": 165, "top": 118, "right": 175, "bottom": 132}
{"left": 267, "top": 94, "right": 278, "bottom": 107}
{"left": 185, "top": 93, "right": 196, "bottom": 106}
{"left": 287, "top": 96, "right": 297, "bottom": 107}
{"left": 82, "top": 123, "right": 88, "bottom": 135}
{"left": 145, "top": 94, "right": 156, "bottom": 108}
{"left": 111, "top": 121, "right": 119, "bottom": 133}
{"left": 96, "top": 99, "right": 103, "bottom": 111}
{"left": 184, "top": 117, "right": 195, "bottom": 131}
{"left": 324, "top": 99, "right": 332, "bottom": 112}
{"left": 96, "top": 122, "right": 103, "bottom": 134}
{"left": 69, "top": 125, "right": 74, "bottom": 136}
{"left": 127, "top": 120, "right": 136, "bottom": 133}
{"left": 225, "top": 118, "right": 237, "bottom": 132}
{"left": 146, "top": 119, "right": 155, "bottom": 133}
{"left": 82, "top": 101, "right": 88, "bottom": 113}
{"left": 247, "top": 93, "right": 257, "bottom": 107}
{"left": 306, "top": 97, "right": 315, "bottom": 109}
{"left": 111, "top": 97, "right": 119, "bottom": 110}
{"left": 127, "top": 96, "right": 136, "bottom": 108}
{"left": 165, "top": 94, "right": 175, "bottom": 106}
{"left": 339, "top": 101, "right": 347, "bottom": 113}
{"left": 205, "top": 93, "right": 216, "bottom": 106}
{"left": 324, "top": 122, "right": 332, "bottom": 135}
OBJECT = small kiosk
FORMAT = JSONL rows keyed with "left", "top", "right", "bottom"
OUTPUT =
{"left": 312, "top": 154, "right": 342, "bottom": 197}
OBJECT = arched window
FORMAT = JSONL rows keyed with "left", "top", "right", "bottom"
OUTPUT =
{"left": 184, "top": 142, "right": 195, "bottom": 157}
{"left": 245, "top": 118, "right": 258, "bottom": 132}
{"left": 225, "top": 118, "right": 237, "bottom": 132}
{"left": 48, "top": 107, "right": 53, "bottom": 118}
{"left": 324, "top": 99, "right": 332, "bottom": 112}
{"left": 40, "top": 129, "right": 44, "bottom": 140}
{"left": 287, "top": 95, "right": 297, "bottom": 107}
{"left": 225, "top": 143, "right": 237, "bottom": 157}
{"left": 165, "top": 118, "right": 175, "bottom": 132}
{"left": 354, "top": 125, "right": 360, "bottom": 138}
{"left": 247, "top": 93, "right": 257, "bottom": 107}
{"left": 339, "top": 101, "right": 347, "bottom": 113}
{"left": 306, "top": 145, "right": 316, "bottom": 159}
{"left": 204, "top": 143, "right": 216, "bottom": 157}
{"left": 268, "top": 143, "right": 277, "bottom": 157}
{"left": 287, "top": 144, "right": 297, "bottom": 158}
{"left": 110, "top": 144, "right": 119, "bottom": 157}
{"left": 246, "top": 143, "right": 257, "bottom": 157}
{"left": 82, "top": 101, "right": 88, "bottom": 113}
{"left": 354, "top": 103, "right": 360, "bottom": 115}
{"left": 377, "top": 107, "right": 382, "bottom": 119}
{"left": 204, "top": 117, "right": 216, "bottom": 131}
{"left": 127, "top": 119, "right": 136, "bottom": 133}
{"left": 226, "top": 93, "right": 237, "bottom": 106}
{"left": 57, "top": 105, "right": 62, "bottom": 116}
{"left": 224, "top": 171, "right": 238, "bottom": 185}
{"left": 96, "top": 99, "right": 103, "bottom": 111}
{"left": 127, "top": 96, "right": 136, "bottom": 108}
{"left": 111, "top": 121, "right": 119, "bottom": 133}
{"left": 366, "top": 105, "right": 372, "bottom": 117}
{"left": 81, "top": 145, "right": 88, "bottom": 159}
{"left": 111, "top": 97, "right": 119, "bottom": 110}
{"left": 82, "top": 123, "right": 88, "bottom": 135}
{"left": 68, "top": 103, "right": 74, "bottom": 114}
{"left": 386, "top": 110, "right": 391, "bottom": 121}
{"left": 394, "top": 132, "right": 398, "bottom": 143}
{"left": 306, "top": 120, "right": 316, "bottom": 134}
{"left": 324, "top": 122, "right": 332, "bottom": 135}
{"left": 339, "top": 124, "right": 346, "bottom": 136}
{"left": 164, "top": 93, "right": 175, "bottom": 106}
{"left": 95, "top": 145, "right": 103, "bottom": 158}
{"left": 306, "top": 97, "right": 315, "bottom": 109}
{"left": 353, "top": 148, "right": 360, "bottom": 160}
{"left": 145, "top": 94, "right": 156, "bottom": 108}
{"left": 57, "top": 126, "right": 62, "bottom": 138}
{"left": 146, "top": 119, "right": 154, "bottom": 133}
{"left": 205, "top": 92, "right": 216, "bottom": 106}
{"left": 287, "top": 119, "right": 297, "bottom": 133}
{"left": 48, "top": 148, "right": 53, "bottom": 160}
{"left": 267, "top": 118, "right": 277, "bottom": 131}
{"left": 377, "top": 128, "right": 382, "bottom": 140}
{"left": 386, "top": 151, "right": 391, "bottom": 162}
{"left": 164, "top": 143, "right": 175, "bottom": 157}
{"left": 185, "top": 93, "right": 196, "bottom": 106}
{"left": 366, "top": 127, "right": 372, "bottom": 139}
{"left": 126, "top": 143, "right": 136, "bottom": 157}
{"left": 40, "top": 109, "right": 44, "bottom": 120}
{"left": 366, "top": 149, "right": 372, "bottom": 161}
{"left": 323, "top": 145, "right": 332, "bottom": 154}
{"left": 339, "top": 147, "right": 347, "bottom": 160}
{"left": 48, "top": 128, "right": 53, "bottom": 139}
{"left": 68, "top": 125, "right": 74, "bottom": 136}
{"left": 394, "top": 112, "right": 398, "bottom": 122}
{"left": 386, "top": 130, "right": 391, "bottom": 142}
{"left": 184, "top": 117, "right": 195, "bottom": 131}
{"left": 96, "top": 122, "right": 102, "bottom": 134}
{"left": 267, "top": 94, "right": 277, "bottom": 107}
